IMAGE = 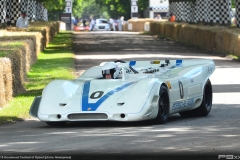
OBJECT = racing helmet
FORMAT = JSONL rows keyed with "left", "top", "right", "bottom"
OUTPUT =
{"left": 102, "top": 62, "right": 119, "bottom": 79}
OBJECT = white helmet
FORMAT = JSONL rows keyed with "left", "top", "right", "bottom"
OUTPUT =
{"left": 102, "top": 62, "right": 119, "bottom": 79}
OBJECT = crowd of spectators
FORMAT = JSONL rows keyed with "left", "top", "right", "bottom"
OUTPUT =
{"left": 72, "top": 16, "right": 125, "bottom": 31}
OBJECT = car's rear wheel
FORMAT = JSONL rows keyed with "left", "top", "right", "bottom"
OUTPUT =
{"left": 179, "top": 79, "right": 213, "bottom": 117}
{"left": 154, "top": 85, "right": 170, "bottom": 124}
{"left": 46, "top": 122, "right": 67, "bottom": 127}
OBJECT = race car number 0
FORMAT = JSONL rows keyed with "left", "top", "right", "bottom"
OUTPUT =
{"left": 90, "top": 91, "right": 104, "bottom": 99}
{"left": 178, "top": 81, "right": 184, "bottom": 99}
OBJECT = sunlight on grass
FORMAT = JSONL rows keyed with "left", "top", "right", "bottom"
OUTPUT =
{"left": 0, "top": 31, "right": 76, "bottom": 124}
{"left": 229, "top": 54, "right": 239, "bottom": 60}
{"left": 0, "top": 42, "right": 24, "bottom": 47}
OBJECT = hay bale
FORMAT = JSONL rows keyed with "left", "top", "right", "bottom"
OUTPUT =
{"left": 178, "top": 23, "right": 188, "bottom": 42}
{"left": 234, "top": 36, "right": 240, "bottom": 57}
{"left": 0, "top": 60, "right": 6, "bottom": 108}
{"left": 204, "top": 29, "right": 217, "bottom": 51}
{"left": 149, "top": 22, "right": 156, "bottom": 34}
{"left": 184, "top": 25, "right": 198, "bottom": 44}
{"left": 0, "top": 58, "right": 12, "bottom": 103}
{"left": 6, "top": 50, "right": 25, "bottom": 96}
{"left": 158, "top": 22, "right": 165, "bottom": 36}
{"left": 123, "top": 23, "right": 128, "bottom": 31}
{"left": 144, "top": 22, "right": 151, "bottom": 32}
{"left": 128, "top": 18, "right": 168, "bottom": 32}
{"left": 164, "top": 22, "right": 177, "bottom": 38}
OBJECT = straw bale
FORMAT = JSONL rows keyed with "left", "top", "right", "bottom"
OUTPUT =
{"left": 164, "top": 22, "right": 178, "bottom": 38}
{"left": 0, "top": 35, "right": 40, "bottom": 57}
{"left": 123, "top": 24, "right": 128, "bottom": 31}
{"left": 6, "top": 50, "right": 25, "bottom": 96}
{"left": 0, "top": 58, "right": 12, "bottom": 102}
{"left": 128, "top": 19, "right": 167, "bottom": 32}
{"left": 158, "top": 22, "right": 165, "bottom": 35}
{"left": 0, "top": 60, "right": 6, "bottom": 108}
{"left": 0, "top": 21, "right": 61, "bottom": 100}
{"left": 171, "top": 23, "right": 180, "bottom": 40}
{"left": 150, "top": 22, "right": 158, "bottom": 34}
{"left": 3, "top": 21, "right": 61, "bottom": 53}
{"left": 144, "top": 22, "right": 151, "bottom": 32}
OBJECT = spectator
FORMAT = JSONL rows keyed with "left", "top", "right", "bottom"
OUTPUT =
{"left": 5, "top": 15, "right": 11, "bottom": 26}
{"left": 83, "top": 19, "right": 86, "bottom": 27}
{"left": 169, "top": 14, "right": 176, "bottom": 22}
{"left": 89, "top": 17, "right": 95, "bottom": 31}
{"left": 74, "top": 17, "right": 78, "bottom": 25}
{"left": 108, "top": 17, "right": 116, "bottom": 31}
{"left": 16, "top": 11, "right": 28, "bottom": 28}
{"left": 71, "top": 17, "right": 75, "bottom": 29}
{"left": 155, "top": 14, "right": 162, "bottom": 20}
{"left": 121, "top": 16, "right": 124, "bottom": 23}
{"left": 117, "top": 16, "right": 123, "bottom": 31}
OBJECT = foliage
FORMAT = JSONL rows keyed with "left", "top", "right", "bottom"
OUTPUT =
{"left": 138, "top": 0, "right": 149, "bottom": 11}
{"left": 37, "top": 0, "right": 150, "bottom": 20}
{"left": 36, "top": 0, "right": 67, "bottom": 11}
{"left": 72, "top": 0, "right": 84, "bottom": 18}
{"left": 74, "top": 0, "right": 109, "bottom": 19}
{"left": 95, "top": 0, "right": 149, "bottom": 19}
{"left": 232, "top": 0, "right": 235, "bottom": 8}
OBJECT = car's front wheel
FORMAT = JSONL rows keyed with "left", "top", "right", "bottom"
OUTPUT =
{"left": 154, "top": 85, "right": 170, "bottom": 124}
{"left": 46, "top": 122, "right": 67, "bottom": 127}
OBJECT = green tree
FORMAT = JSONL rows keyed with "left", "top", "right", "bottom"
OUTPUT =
{"left": 36, "top": 0, "right": 66, "bottom": 11}
{"left": 72, "top": 0, "right": 84, "bottom": 18}
{"left": 96, "top": 0, "right": 130, "bottom": 19}
{"left": 138, "top": 0, "right": 149, "bottom": 18}
{"left": 232, "top": 0, "right": 235, "bottom": 8}
{"left": 95, "top": 0, "right": 149, "bottom": 19}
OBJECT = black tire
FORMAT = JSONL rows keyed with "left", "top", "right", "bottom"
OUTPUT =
{"left": 179, "top": 79, "right": 213, "bottom": 117}
{"left": 154, "top": 85, "right": 170, "bottom": 124}
{"left": 195, "top": 79, "right": 213, "bottom": 116}
{"left": 46, "top": 122, "right": 67, "bottom": 127}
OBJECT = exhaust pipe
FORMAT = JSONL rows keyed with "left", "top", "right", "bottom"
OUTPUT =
{"left": 120, "top": 114, "right": 125, "bottom": 118}
{"left": 57, "top": 114, "right": 61, "bottom": 119}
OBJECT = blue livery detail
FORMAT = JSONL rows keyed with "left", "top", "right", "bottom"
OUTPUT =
{"left": 129, "top": 61, "right": 136, "bottom": 66}
{"left": 176, "top": 60, "right": 183, "bottom": 66}
{"left": 172, "top": 98, "right": 194, "bottom": 110}
{"left": 82, "top": 81, "right": 136, "bottom": 111}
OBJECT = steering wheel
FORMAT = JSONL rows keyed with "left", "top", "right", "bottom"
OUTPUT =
{"left": 114, "top": 60, "right": 126, "bottom": 63}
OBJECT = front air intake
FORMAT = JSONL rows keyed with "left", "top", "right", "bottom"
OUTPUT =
{"left": 68, "top": 113, "right": 108, "bottom": 120}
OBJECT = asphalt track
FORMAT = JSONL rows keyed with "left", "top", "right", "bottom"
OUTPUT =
{"left": 0, "top": 31, "right": 240, "bottom": 160}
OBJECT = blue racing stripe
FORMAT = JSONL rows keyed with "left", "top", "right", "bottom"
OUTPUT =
{"left": 82, "top": 81, "right": 136, "bottom": 111}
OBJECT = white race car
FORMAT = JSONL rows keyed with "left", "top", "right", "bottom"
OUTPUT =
{"left": 30, "top": 59, "right": 215, "bottom": 126}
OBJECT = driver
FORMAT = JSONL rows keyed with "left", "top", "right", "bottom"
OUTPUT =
{"left": 102, "top": 62, "right": 119, "bottom": 79}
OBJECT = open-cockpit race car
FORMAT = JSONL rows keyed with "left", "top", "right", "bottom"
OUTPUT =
{"left": 30, "top": 59, "right": 215, "bottom": 126}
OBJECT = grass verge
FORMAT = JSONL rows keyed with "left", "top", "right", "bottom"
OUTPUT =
{"left": 0, "top": 31, "right": 76, "bottom": 124}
